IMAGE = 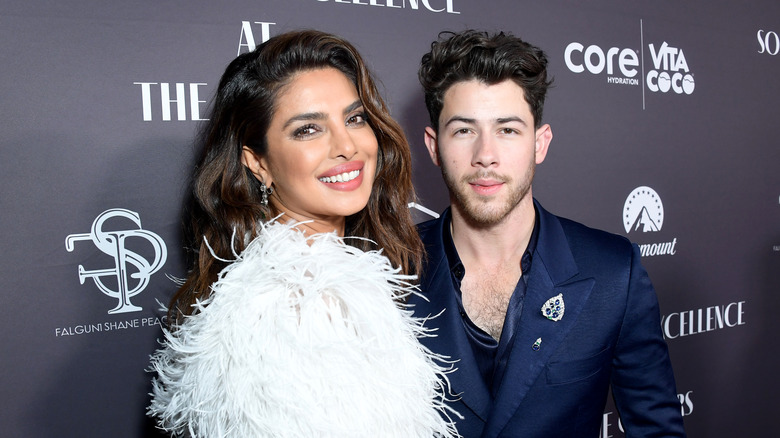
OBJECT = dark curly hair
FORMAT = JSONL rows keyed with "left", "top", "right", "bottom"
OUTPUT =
{"left": 419, "top": 29, "right": 552, "bottom": 130}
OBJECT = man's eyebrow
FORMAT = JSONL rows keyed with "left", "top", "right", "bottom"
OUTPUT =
{"left": 496, "top": 116, "right": 528, "bottom": 126}
{"left": 443, "top": 116, "right": 476, "bottom": 127}
{"left": 444, "top": 115, "right": 530, "bottom": 128}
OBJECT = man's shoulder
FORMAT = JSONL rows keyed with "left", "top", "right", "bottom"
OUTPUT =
{"left": 416, "top": 212, "right": 446, "bottom": 246}
{"left": 540, "top": 204, "right": 635, "bottom": 260}
{"left": 558, "top": 214, "right": 631, "bottom": 247}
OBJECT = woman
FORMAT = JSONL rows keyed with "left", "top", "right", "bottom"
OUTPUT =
{"left": 148, "top": 30, "right": 458, "bottom": 437}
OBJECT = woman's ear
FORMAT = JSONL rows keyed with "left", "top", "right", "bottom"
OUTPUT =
{"left": 241, "top": 146, "right": 272, "bottom": 185}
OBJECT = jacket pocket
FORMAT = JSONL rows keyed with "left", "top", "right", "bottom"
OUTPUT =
{"left": 545, "top": 346, "right": 610, "bottom": 385}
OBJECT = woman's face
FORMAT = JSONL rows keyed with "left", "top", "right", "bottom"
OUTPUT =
{"left": 244, "top": 67, "right": 379, "bottom": 232}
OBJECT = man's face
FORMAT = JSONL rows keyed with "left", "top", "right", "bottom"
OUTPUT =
{"left": 424, "top": 79, "right": 551, "bottom": 226}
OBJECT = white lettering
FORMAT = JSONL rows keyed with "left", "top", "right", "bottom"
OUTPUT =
{"left": 673, "top": 50, "right": 689, "bottom": 71}
{"left": 606, "top": 77, "right": 639, "bottom": 85}
{"left": 638, "top": 238, "right": 677, "bottom": 257}
{"left": 618, "top": 49, "right": 639, "bottom": 77}
{"left": 600, "top": 411, "right": 613, "bottom": 438}
{"left": 584, "top": 45, "right": 606, "bottom": 74}
{"left": 189, "top": 83, "right": 208, "bottom": 121}
{"left": 664, "top": 312, "right": 679, "bottom": 339}
{"left": 671, "top": 72, "right": 684, "bottom": 94}
{"left": 564, "top": 42, "right": 585, "bottom": 73}
{"left": 237, "top": 21, "right": 276, "bottom": 55}
{"left": 135, "top": 82, "right": 210, "bottom": 122}
{"left": 713, "top": 304, "right": 724, "bottom": 329}
{"left": 649, "top": 42, "right": 685, "bottom": 71}
{"left": 663, "top": 301, "right": 746, "bottom": 339}
{"left": 680, "top": 310, "right": 692, "bottom": 336}
{"left": 724, "top": 301, "right": 745, "bottom": 327}
{"left": 678, "top": 390, "right": 694, "bottom": 416}
{"left": 55, "top": 324, "right": 103, "bottom": 336}
{"left": 161, "top": 83, "right": 187, "bottom": 121}
{"left": 647, "top": 70, "right": 659, "bottom": 92}
{"left": 649, "top": 42, "right": 666, "bottom": 70}
{"left": 658, "top": 71, "right": 671, "bottom": 92}
{"left": 56, "top": 317, "right": 163, "bottom": 338}
{"left": 320, "top": 0, "right": 458, "bottom": 12}
{"left": 422, "top": 0, "right": 445, "bottom": 12}
{"left": 600, "top": 411, "right": 625, "bottom": 436}
{"left": 134, "top": 82, "right": 156, "bottom": 121}
{"left": 758, "top": 30, "right": 780, "bottom": 55}
{"left": 567, "top": 40, "right": 693, "bottom": 95}
{"left": 565, "top": 42, "right": 638, "bottom": 77}
{"left": 141, "top": 316, "right": 166, "bottom": 327}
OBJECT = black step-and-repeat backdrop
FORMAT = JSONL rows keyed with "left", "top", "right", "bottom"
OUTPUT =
{"left": 2, "top": 1, "right": 778, "bottom": 436}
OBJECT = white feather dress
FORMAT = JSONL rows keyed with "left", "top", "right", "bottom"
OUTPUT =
{"left": 148, "top": 221, "right": 459, "bottom": 437}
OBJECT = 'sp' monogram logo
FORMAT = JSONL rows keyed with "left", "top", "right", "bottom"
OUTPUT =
{"left": 65, "top": 209, "right": 167, "bottom": 314}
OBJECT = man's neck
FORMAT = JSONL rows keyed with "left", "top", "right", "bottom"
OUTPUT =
{"left": 450, "top": 196, "right": 536, "bottom": 270}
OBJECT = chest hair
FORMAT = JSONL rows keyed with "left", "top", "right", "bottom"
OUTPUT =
{"left": 461, "top": 266, "right": 521, "bottom": 341}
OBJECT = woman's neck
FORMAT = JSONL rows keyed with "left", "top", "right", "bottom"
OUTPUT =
{"left": 269, "top": 206, "right": 346, "bottom": 237}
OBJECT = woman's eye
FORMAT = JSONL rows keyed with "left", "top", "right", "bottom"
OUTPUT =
{"left": 347, "top": 112, "right": 367, "bottom": 126}
{"left": 292, "top": 124, "right": 319, "bottom": 139}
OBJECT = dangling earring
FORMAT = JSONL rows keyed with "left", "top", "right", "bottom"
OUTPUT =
{"left": 259, "top": 181, "right": 274, "bottom": 207}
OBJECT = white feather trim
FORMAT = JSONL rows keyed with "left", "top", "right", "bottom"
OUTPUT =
{"left": 149, "top": 221, "right": 459, "bottom": 437}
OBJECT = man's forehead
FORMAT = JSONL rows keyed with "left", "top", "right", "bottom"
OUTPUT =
{"left": 440, "top": 79, "right": 532, "bottom": 123}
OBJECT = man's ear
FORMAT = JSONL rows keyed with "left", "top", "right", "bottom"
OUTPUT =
{"left": 424, "top": 126, "right": 441, "bottom": 167}
{"left": 534, "top": 124, "right": 553, "bottom": 165}
{"left": 241, "top": 146, "right": 272, "bottom": 185}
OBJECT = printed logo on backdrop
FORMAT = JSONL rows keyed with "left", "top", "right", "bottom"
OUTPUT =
{"left": 312, "top": 0, "right": 460, "bottom": 14}
{"left": 757, "top": 29, "right": 779, "bottom": 55}
{"left": 59, "top": 209, "right": 169, "bottom": 337}
{"left": 601, "top": 390, "right": 694, "bottom": 436}
{"left": 564, "top": 19, "right": 695, "bottom": 109}
{"left": 66, "top": 209, "right": 167, "bottom": 314}
{"left": 623, "top": 186, "right": 678, "bottom": 257}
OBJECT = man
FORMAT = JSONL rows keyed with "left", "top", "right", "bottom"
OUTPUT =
{"left": 411, "top": 30, "right": 686, "bottom": 437}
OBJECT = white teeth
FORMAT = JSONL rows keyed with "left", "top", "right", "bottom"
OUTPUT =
{"left": 319, "top": 170, "right": 360, "bottom": 183}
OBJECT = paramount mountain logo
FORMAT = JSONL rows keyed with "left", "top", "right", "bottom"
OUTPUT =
{"left": 631, "top": 207, "right": 660, "bottom": 232}
{"left": 623, "top": 186, "right": 678, "bottom": 257}
{"left": 623, "top": 186, "right": 664, "bottom": 233}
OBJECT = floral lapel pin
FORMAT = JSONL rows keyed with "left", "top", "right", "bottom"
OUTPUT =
{"left": 541, "top": 293, "right": 565, "bottom": 322}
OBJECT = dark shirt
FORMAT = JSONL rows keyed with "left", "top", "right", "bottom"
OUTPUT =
{"left": 441, "top": 208, "right": 540, "bottom": 399}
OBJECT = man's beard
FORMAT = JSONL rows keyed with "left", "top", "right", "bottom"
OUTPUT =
{"left": 441, "top": 164, "right": 535, "bottom": 227}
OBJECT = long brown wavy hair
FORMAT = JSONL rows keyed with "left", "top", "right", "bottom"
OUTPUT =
{"left": 168, "top": 30, "right": 423, "bottom": 325}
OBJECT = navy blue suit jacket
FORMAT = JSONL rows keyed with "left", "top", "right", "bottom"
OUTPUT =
{"left": 411, "top": 201, "right": 686, "bottom": 437}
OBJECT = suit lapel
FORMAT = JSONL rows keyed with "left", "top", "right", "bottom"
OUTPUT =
{"left": 483, "top": 202, "right": 596, "bottom": 437}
